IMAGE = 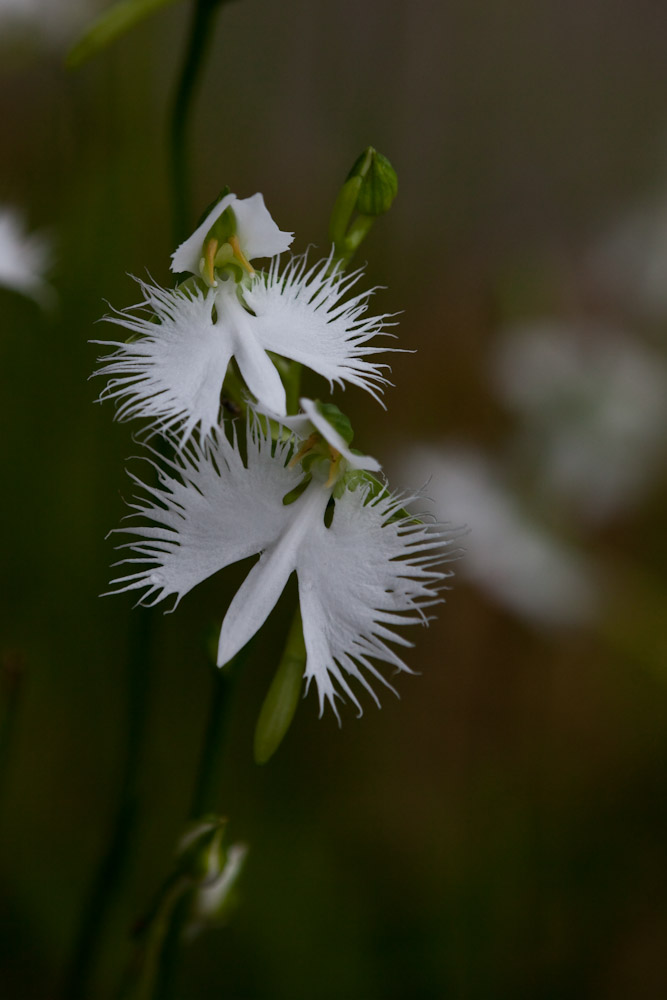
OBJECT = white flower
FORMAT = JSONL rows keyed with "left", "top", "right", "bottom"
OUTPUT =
{"left": 398, "top": 445, "right": 599, "bottom": 628}
{"left": 0, "top": 0, "right": 97, "bottom": 43}
{"left": 491, "top": 320, "right": 667, "bottom": 522}
{"left": 588, "top": 190, "right": 667, "bottom": 321}
{"left": 94, "top": 254, "right": 396, "bottom": 440}
{"left": 109, "top": 424, "right": 454, "bottom": 718}
{"left": 0, "top": 207, "right": 52, "bottom": 306}
{"left": 170, "top": 192, "right": 293, "bottom": 279}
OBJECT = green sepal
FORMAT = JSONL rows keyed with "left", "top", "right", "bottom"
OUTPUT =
{"left": 328, "top": 175, "right": 363, "bottom": 247}
{"left": 67, "top": 0, "right": 179, "bottom": 69}
{"left": 254, "top": 609, "right": 305, "bottom": 764}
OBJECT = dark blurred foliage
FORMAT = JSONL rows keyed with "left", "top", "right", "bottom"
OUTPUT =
{"left": 1, "top": 1, "right": 667, "bottom": 998}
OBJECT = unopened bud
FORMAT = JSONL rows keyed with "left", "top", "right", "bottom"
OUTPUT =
{"left": 254, "top": 609, "right": 305, "bottom": 764}
{"left": 346, "top": 147, "right": 398, "bottom": 217}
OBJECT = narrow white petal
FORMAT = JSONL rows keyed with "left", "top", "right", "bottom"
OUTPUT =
{"left": 216, "top": 486, "right": 327, "bottom": 665}
{"left": 107, "top": 424, "right": 303, "bottom": 606}
{"left": 296, "top": 483, "right": 458, "bottom": 717}
{"left": 241, "top": 254, "right": 398, "bottom": 404}
{"left": 232, "top": 318, "right": 288, "bottom": 415}
{"left": 252, "top": 397, "right": 380, "bottom": 469}
{"left": 233, "top": 193, "right": 293, "bottom": 260}
{"left": 170, "top": 193, "right": 236, "bottom": 275}
{"left": 299, "top": 398, "right": 380, "bottom": 471}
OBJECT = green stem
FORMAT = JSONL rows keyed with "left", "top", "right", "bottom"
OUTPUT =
{"left": 62, "top": 610, "right": 155, "bottom": 1000}
{"left": 150, "top": 643, "right": 250, "bottom": 1000}
{"left": 190, "top": 658, "right": 241, "bottom": 818}
{"left": 169, "top": 0, "right": 230, "bottom": 246}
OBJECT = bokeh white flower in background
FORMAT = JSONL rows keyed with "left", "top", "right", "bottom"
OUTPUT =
{"left": 0, "top": 0, "right": 96, "bottom": 43}
{"left": 491, "top": 321, "right": 667, "bottom": 523}
{"left": 589, "top": 190, "right": 667, "bottom": 322}
{"left": 0, "top": 207, "right": 52, "bottom": 306}
{"left": 398, "top": 445, "right": 599, "bottom": 629}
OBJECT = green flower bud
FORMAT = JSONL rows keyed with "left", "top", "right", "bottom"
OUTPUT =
{"left": 176, "top": 816, "right": 227, "bottom": 881}
{"left": 346, "top": 147, "right": 398, "bottom": 217}
{"left": 254, "top": 609, "right": 305, "bottom": 764}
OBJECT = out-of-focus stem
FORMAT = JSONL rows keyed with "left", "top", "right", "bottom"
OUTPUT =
{"left": 150, "top": 643, "right": 250, "bottom": 1000}
{"left": 169, "top": 0, "right": 231, "bottom": 246}
{"left": 62, "top": 610, "right": 155, "bottom": 1000}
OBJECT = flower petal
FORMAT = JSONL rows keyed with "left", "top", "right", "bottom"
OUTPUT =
{"left": 94, "top": 280, "right": 233, "bottom": 445}
{"left": 170, "top": 192, "right": 292, "bottom": 275}
{"left": 228, "top": 304, "right": 288, "bottom": 414}
{"left": 170, "top": 193, "right": 236, "bottom": 275}
{"left": 299, "top": 398, "right": 380, "bottom": 471}
{"left": 241, "top": 254, "right": 398, "bottom": 404}
{"left": 252, "top": 397, "right": 381, "bottom": 469}
{"left": 216, "top": 485, "right": 327, "bottom": 665}
{"left": 233, "top": 193, "right": 293, "bottom": 261}
{"left": 107, "top": 424, "right": 303, "bottom": 606}
{"left": 0, "top": 205, "right": 52, "bottom": 306}
{"left": 295, "top": 483, "right": 457, "bottom": 718}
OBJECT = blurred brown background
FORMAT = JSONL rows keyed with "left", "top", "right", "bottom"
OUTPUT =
{"left": 1, "top": 1, "right": 667, "bottom": 997}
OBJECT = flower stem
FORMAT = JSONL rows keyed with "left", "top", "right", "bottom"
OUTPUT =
{"left": 148, "top": 643, "right": 250, "bottom": 1000}
{"left": 168, "top": 0, "right": 232, "bottom": 246}
{"left": 62, "top": 609, "right": 155, "bottom": 1000}
{"left": 190, "top": 656, "right": 242, "bottom": 818}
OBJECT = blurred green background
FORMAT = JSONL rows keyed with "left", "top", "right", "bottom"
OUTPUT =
{"left": 2, "top": 1, "right": 667, "bottom": 997}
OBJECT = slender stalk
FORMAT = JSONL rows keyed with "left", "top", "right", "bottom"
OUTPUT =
{"left": 169, "top": 0, "right": 231, "bottom": 246}
{"left": 150, "top": 645, "right": 249, "bottom": 1000}
{"left": 190, "top": 656, "right": 243, "bottom": 818}
{"left": 62, "top": 609, "right": 155, "bottom": 1000}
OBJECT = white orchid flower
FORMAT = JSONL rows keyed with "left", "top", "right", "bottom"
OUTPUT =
{"left": 0, "top": 206, "right": 52, "bottom": 306}
{"left": 109, "top": 423, "right": 455, "bottom": 719}
{"left": 170, "top": 191, "right": 293, "bottom": 281}
{"left": 398, "top": 444, "right": 599, "bottom": 628}
{"left": 94, "top": 253, "right": 396, "bottom": 441}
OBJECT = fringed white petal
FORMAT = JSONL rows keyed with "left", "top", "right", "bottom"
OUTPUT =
{"left": 107, "top": 424, "right": 303, "bottom": 606}
{"left": 296, "top": 484, "right": 458, "bottom": 720}
{"left": 241, "top": 253, "right": 399, "bottom": 404}
{"left": 94, "top": 280, "right": 233, "bottom": 445}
